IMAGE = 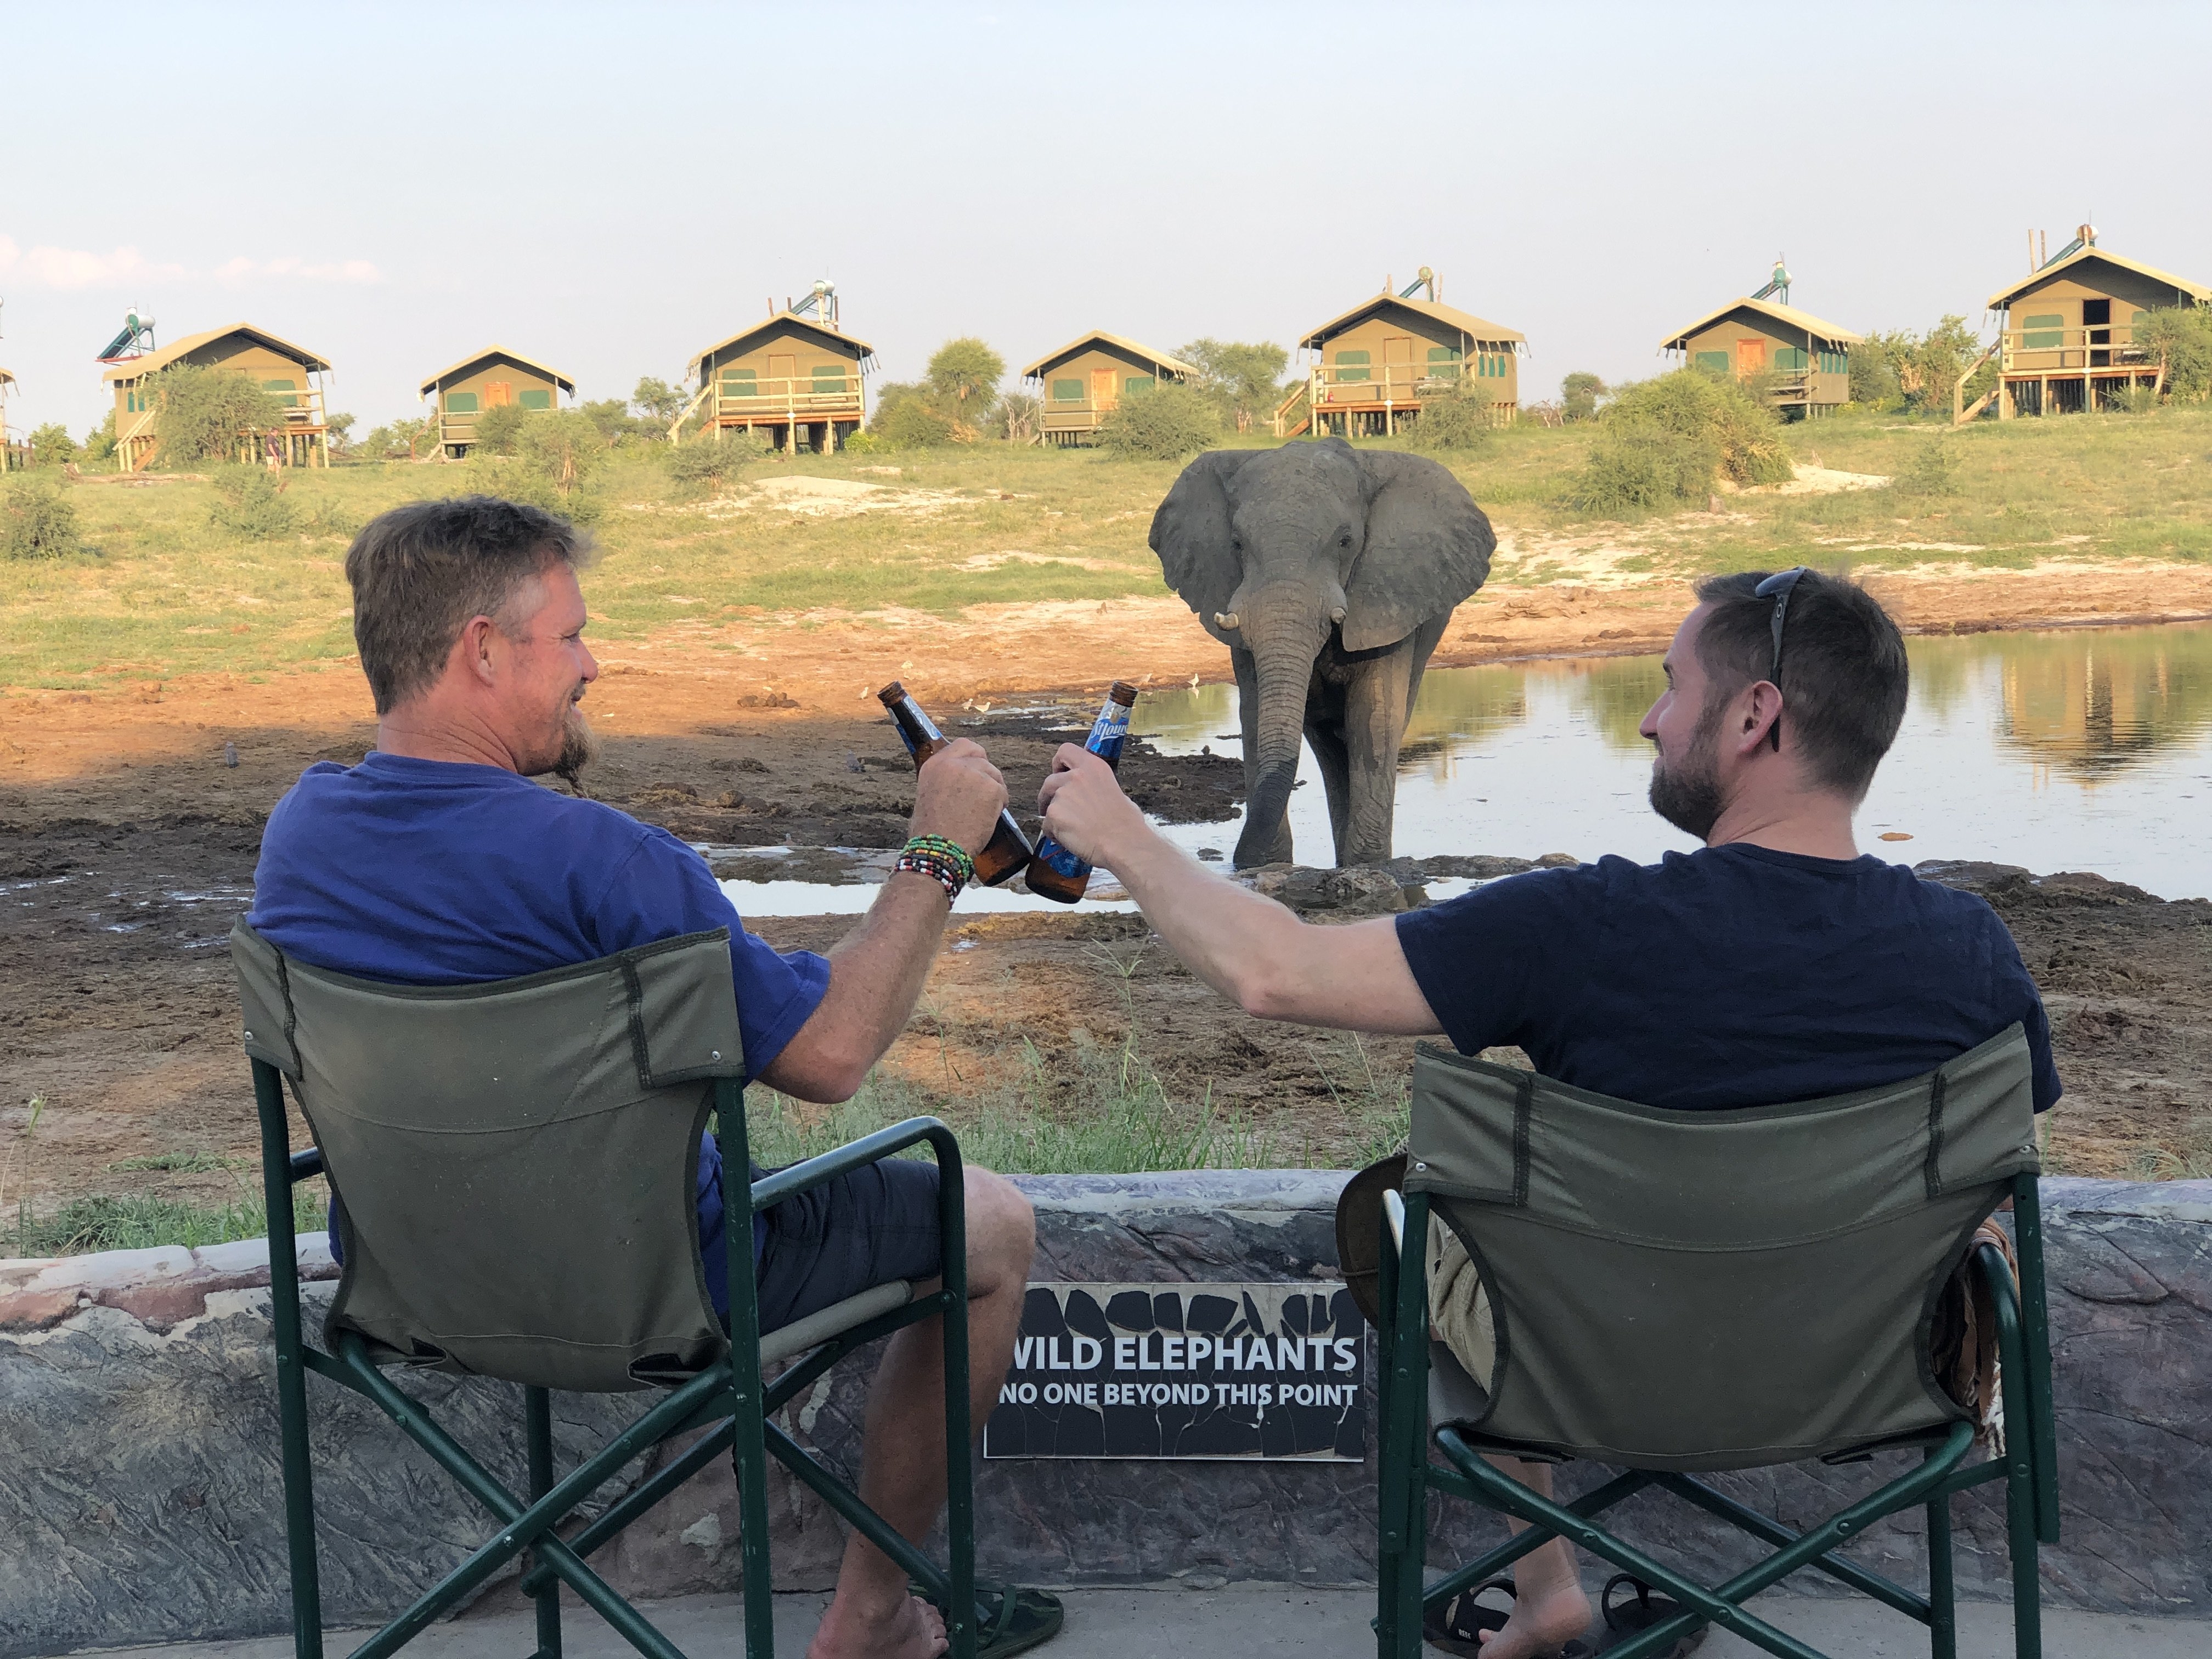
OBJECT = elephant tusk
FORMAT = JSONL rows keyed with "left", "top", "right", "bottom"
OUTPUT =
{"left": 1214, "top": 612, "right": 1240, "bottom": 630}
{"left": 1330, "top": 606, "right": 1346, "bottom": 624}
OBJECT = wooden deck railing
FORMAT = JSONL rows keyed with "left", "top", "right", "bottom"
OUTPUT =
{"left": 708, "top": 374, "right": 864, "bottom": 421}
{"left": 2000, "top": 324, "right": 2158, "bottom": 374}
{"left": 1310, "top": 362, "right": 1485, "bottom": 404}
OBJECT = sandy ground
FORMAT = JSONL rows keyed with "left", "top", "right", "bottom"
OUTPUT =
{"left": 4, "top": 561, "right": 2211, "bottom": 1227}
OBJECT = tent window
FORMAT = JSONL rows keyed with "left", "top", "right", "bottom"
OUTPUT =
{"left": 813, "top": 365, "right": 849, "bottom": 395}
{"left": 720, "top": 369, "right": 759, "bottom": 398}
{"left": 518, "top": 388, "right": 552, "bottom": 410}
{"left": 1774, "top": 347, "right": 1808, "bottom": 371}
{"left": 263, "top": 379, "right": 300, "bottom": 408}
{"left": 1125, "top": 375, "right": 1154, "bottom": 397}
{"left": 1819, "top": 349, "right": 1848, "bottom": 375}
{"left": 1051, "top": 378, "right": 1084, "bottom": 403}
{"left": 1335, "top": 349, "right": 1370, "bottom": 383}
{"left": 1427, "top": 346, "right": 1462, "bottom": 360}
{"left": 1695, "top": 351, "right": 1730, "bottom": 375}
{"left": 445, "top": 392, "right": 479, "bottom": 414}
{"left": 2021, "top": 314, "right": 2064, "bottom": 349}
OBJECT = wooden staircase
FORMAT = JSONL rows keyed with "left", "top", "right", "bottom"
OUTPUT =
{"left": 117, "top": 408, "right": 160, "bottom": 472}
{"left": 667, "top": 383, "right": 713, "bottom": 445}
{"left": 1953, "top": 340, "right": 2005, "bottom": 425}
{"left": 1272, "top": 377, "right": 1313, "bottom": 438}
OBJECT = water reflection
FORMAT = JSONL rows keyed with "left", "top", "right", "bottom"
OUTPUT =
{"left": 1135, "top": 623, "right": 2212, "bottom": 899}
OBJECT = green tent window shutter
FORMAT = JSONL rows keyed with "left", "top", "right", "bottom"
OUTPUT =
{"left": 721, "top": 370, "right": 758, "bottom": 398}
{"left": 263, "top": 379, "right": 300, "bottom": 408}
{"left": 2022, "top": 313, "right": 2064, "bottom": 349}
{"left": 1051, "top": 378, "right": 1083, "bottom": 402}
{"left": 517, "top": 388, "right": 552, "bottom": 411}
{"left": 1819, "top": 349, "right": 1848, "bottom": 375}
{"left": 1427, "top": 345, "right": 1463, "bottom": 361}
{"left": 1695, "top": 351, "right": 1730, "bottom": 375}
{"left": 1336, "top": 348, "right": 1371, "bottom": 383}
{"left": 1774, "top": 347, "right": 1808, "bottom": 372}
{"left": 1125, "top": 375, "right": 1155, "bottom": 396}
{"left": 813, "top": 365, "right": 848, "bottom": 393}
{"left": 445, "top": 392, "right": 479, "bottom": 414}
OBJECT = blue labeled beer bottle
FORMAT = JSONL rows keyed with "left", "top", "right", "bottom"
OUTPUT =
{"left": 1027, "top": 681, "right": 1139, "bottom": 904}
{"left": 877, "top": 681, "right": 1034, "bottom": 887}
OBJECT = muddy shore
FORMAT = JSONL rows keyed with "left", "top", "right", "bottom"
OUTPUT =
{"left": 3, "top": 674, "right": 2206, "bottom": 1226}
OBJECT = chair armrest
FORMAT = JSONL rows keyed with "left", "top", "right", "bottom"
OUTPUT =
{"left": 289, "top": 1147, "right": 324, "bottom": 1183}
{"left": 1384, "top": 1188, "right": 1407, "bottom": 1256}
{"left": 748, "top": 1115, "right": 962, "bottom": 1214}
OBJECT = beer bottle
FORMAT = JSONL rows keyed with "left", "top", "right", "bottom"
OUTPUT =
{"left": 877, "top": 681, "right": 1034, "bottom": 887}
{"left": 1026, "top": 680, "right": 1139, "bottom": 904}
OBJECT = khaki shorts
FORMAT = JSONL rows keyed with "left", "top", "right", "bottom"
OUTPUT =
{"left": 1427, "top": 1218, "right": 1497, "bottom": 1390}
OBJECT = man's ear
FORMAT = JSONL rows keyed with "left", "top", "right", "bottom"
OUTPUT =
{"left": 459, "top": 613, "right": 502, "bottom": 684}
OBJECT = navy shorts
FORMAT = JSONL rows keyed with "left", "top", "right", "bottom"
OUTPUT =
{"left": 695, "top": 1136, "right": 944, "bottom": 1334}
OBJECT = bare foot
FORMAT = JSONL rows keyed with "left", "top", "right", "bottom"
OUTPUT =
{"left": 1475, "top": 1578, "right": 1591, "bottom": 1659}
{"left": 806, "top": 1589, "right": 947, "bottom": 1659}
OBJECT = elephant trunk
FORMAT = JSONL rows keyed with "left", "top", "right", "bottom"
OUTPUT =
{"left": 1233, "top": 616, "right": 1324, "bottom": 869}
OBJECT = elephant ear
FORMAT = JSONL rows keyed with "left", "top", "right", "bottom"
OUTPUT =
{"left": 1342, "top": 451, "right": 1496, "bottom": 652}
{"left": 1150, "top": 449, "right": 1259, "bottom": 646}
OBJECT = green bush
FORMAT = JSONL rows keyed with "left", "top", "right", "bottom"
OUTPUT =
{"left": 664, "top": 432, "right": 768, "bottom": 493}
{"left": 1, "top": 475, "right": 84, "bottom": 558}
{"left": 1403, "top": 382, "right": 1496, "bottom": 452}
{"left": 206, "top": 467, "right": 300, "bottom": 538}
{"left": 871, "top": 383, "right": 961, "bottom": 448}
{"left": 512, "top": 409, "right": 608, "bottom": 490}
{"left": 466, "top": 459, "right": 605, "bottom": 526}
{"left": 151, "top": 364, "right": 291, "bottom": 468}
{"left": 1177, "top": 338, "right": 1291, "bottom": 432}
{"left": 1572, "top": 425, "right": 1722, "bottom": 514}
{"left": 470, "top": 401, "right": 531, "bottom": 455}
{"left": 1098, "top": 381, "right": 1222, "bottom": 460}
{"left": 1849, "top": 331, "right": 1911, "bottom": 408}
{"left": 1561, "top": 371, "right": 1607, "bottom": 422}
{"left": 1892, "top": 441, "right": 1962, "bottom": 498}
{"left": 1567, "top": 368, "right": 1792, "bottom": 513}
{"left": 27, "top": 422, "right": 78, "bottom": 468}
{"left": 81, "top": 411, "right": 118, "bottom": 465}
{"left": 2133, "top": 304, "right": 2212, "bottom": 403}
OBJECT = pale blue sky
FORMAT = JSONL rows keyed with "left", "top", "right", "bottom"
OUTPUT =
{"left": 4, "top": 2, "right": 2208, "bottom": 435}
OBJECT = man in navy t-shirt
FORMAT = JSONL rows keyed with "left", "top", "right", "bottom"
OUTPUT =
{"left": 1036, "top": 568, "right": 2056, "bottom": 1659}
{"left": 251, "top": 496, "right": 1039, "bottom": 1659}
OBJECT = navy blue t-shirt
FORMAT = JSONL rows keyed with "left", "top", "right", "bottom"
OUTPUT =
{"left": 248, "top": 752, "right": 832, "bottom": 1314}
{"left": 1394, "top": 844, "right": 2060, "bottom": 1113}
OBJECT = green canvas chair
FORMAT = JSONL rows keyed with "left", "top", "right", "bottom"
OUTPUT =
{"left": 1365, "top": 1026, "right": 2059, "bottom": 1659}
{"left": 233, "top": 919, "right": 980, "bottom": 1659}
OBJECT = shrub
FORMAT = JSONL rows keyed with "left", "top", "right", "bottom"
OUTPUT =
{"left": 1571, "top": 425, "right": 1722, "bottom": 514}
{"left": 1906, "top": 315, "right": 1984, "bottom": 415}
{"left": 1178, "top": 338, "right": 1291, "bottom": 432}
{"left": 1, "top": 475, "right": 84, "bottom": 558}
{"left": 579, "top": 397, "right": 636, "bottom": 442}
{"left": 28, "top": 422, "right": 78, "bottom": 468}
{"left": 1892, "top": 441, "right": 1962, "bottom": 498}
{"left": 465, "top": 459, "right": 605, "bottom": 526}
{"left": 1849, "top": 334, "right": 1908, "bottom": 407}
{"left": 1569, "top": 368, "right": 1792, "bottom": 515}
{"left": 206, "top": 467, "right": 300, "bottom": 538}
{"left": 81, "top": 411, "right": 117, "bottom": 465}
{"left": 1560, "top": 371, "right": 1607, "bottom": 422}
{"left": 871, "top": 382, "right": 961, "bottom": 448}
{"left": 512, "top": 409, "right": 608, "bottom": 490}
{"left": 1403, "top": 382, "right": 1496, "bottom": 453}
{"left": 999, "top": 391, "right": 1041, "bottom": 444}
{"left": 665, "top": 432, "right": 768, "bottom": 493}
{"left": 1098, "top": 381, "right": 1222, "bottom": 460}
{"left": 471, "top": 402, "right": 531, "bottom": 455}
{"left": 631, "top": 376, "right": 690, "bottom": 426}
{"left": 151, "top": 364, "right": 291, "bottom": 467}
{"left": 2132, "top": 304, "right": 2212, "bottom": 403}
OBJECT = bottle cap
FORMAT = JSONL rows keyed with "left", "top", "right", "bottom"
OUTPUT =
{"left": 1109, "top": 681, "right": 1139, "bottom": 706}
{"left": 877, "top": 681, "right": 906, "bottom": 704}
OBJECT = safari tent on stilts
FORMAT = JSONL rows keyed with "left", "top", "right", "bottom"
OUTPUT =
{"left": 100, "top": 321, "right": 334, "bottom": 472}
{"left": 1020, "top": 331, "right": 1197, "bottom": 446}
{"left": 669, "top": 283, "right": 873, "bottom": 455}
{"left": 420, "top": 347, "right": 576, "bottom": 457}
{"left": 1660, "top": 261, "right": 1860, "bottom": 421}
{"left": 1276, "top": 270, "right": 1525, "bottom": 438}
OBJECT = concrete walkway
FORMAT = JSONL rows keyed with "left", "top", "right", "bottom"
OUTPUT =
{"left": 87, "top": 1586, "right": 2212, "bottom": 1658}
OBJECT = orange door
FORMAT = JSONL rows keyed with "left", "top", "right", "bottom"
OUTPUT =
{"left": 768, "top": 354, "right": 797, "bottom": 397}
{"left": 1090, "top": 367, "right": 1117, "bottom": 407}
{"left": 1736, "top": 337, "right": 1768, "bottom": 376}
{"left": 483, "top": 380, "right": 513, "bottom": 408}
{"left": 1383, "top": 335, "right": 1413, "bottom": 392}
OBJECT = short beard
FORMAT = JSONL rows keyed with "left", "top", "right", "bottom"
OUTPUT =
{"left": 1648, "top": 698, "right": 1727, "bottom": 842}
{"left": 550, "top": 706, "right": 599, "bottom": 794}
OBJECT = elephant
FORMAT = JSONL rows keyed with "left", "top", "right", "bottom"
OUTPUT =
{"left": 1149, "top": 436, "right": 1494, "bottom": 870}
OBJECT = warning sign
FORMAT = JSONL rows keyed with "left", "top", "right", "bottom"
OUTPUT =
{"left": 982, "top": 1282, "right": 1368, "bottom": 1462}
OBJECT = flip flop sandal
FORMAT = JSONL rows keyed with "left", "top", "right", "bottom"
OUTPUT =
{"left": 1594, "top": 1573, "right": 1708, "bottom": 1657}
{"left": 909, "top": 1579, "right": 1065, "bottom": 1657}
{"left": 1421, "top": 1578, "right": 1595, "bottom": 1658}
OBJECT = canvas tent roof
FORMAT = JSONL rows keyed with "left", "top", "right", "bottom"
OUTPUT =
{"left": 1020, "top": 330, "right": 1197, "bottom": 381}
{"left": 1985, "top": 246, "right": 2211, "bottom": 311}
{"left": 686, "top": 314, "right": 877, "bottom": 376}
{"left": 0, "top": 367, "right": 14, "bottom": 387}
{"left": 1659, "top": 295, "right": 1864, "bottom": 352}
{"left": 100, "top": 323, "right": 331, "bottom": 383}
{"left": 419, "top": 346, "right": 576, "bottom": 398}
{"left": 1299, "top": 294, "right": 1525, "bottom": 351}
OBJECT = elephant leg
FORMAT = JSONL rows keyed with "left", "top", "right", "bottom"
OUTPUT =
{"left": 1339, "top": 640, "right": 1424, "bottom": 866}
{"left": 1233, "top": 647, "right": 1295, "bottom": 867}
{"left": 1306, "top": 707, "right": 1353, "bottom": 866}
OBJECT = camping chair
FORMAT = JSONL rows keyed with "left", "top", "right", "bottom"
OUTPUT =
{"left": 233, "top": 919, "right": 979, "bottom": 1659}
{"left": 1367, "top": 1026, "right": 2059, "bottom": 1659}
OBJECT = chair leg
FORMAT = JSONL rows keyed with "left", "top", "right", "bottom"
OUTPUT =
{"left": 1925, "top": 1485, "right": 1955, "bottom": 1659}
{"left": 527, "top": 1388, "right": 563, "bottom": 1659}
{"left": 2006, "top": 1462, "right": 2041, "bottom": 1659}
{"left": 253, "top": 1060, "right": 323, "bottom": 1659}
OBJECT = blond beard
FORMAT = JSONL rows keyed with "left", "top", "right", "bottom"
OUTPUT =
{"left": 551, "top": 705, "right": 599, "bottom": 793}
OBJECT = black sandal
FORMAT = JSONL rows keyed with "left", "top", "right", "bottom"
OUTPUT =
{"left": 1594, "top": 1574, "right": 1707, "bottom": 1656}
{"left": 909, "top": 1579, "right": 1065, "bottom": 1657}
{"left": 1423, "top": 1578, "right": 1595, "bottom": 1657}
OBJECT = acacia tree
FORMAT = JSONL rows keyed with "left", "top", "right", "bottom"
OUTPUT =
{"left": 924, "top": 338, "right": 1004, "bottom": 430}
{"left": 1178, "top": 338, "right": 1290, "bottom": 432}
{"left": 1560, "top": 373, "right": 1607, "bottom": 422}
{"left": 631, "top": 376, "right": 689, "bottom": 425}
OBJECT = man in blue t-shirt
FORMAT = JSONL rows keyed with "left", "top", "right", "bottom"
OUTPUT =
{"left": 251, "top": 496, "right": 1041, "bottom": 1659}
{"left": 1035, "top": 568, "right": 2056, "bottom": 1659}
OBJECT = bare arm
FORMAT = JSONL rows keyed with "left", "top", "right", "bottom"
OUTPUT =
{"left": 1038, "top": 746, "right": 1443, "bottom": 1035}
{"left": 757, "top": 738, "right": 1005, "bottom": 1101}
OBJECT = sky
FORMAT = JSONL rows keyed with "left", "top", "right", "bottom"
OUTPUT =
{"left": 4, "top": 2, "right": 2209, "bottom": 436}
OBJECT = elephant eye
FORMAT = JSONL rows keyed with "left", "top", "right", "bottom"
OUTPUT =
{"left": 1338, "top": 533, "right": 1352, "bottom": 549}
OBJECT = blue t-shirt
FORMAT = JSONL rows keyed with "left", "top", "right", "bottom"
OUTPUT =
{"left": 1394, "top": 843, "right": 2060, "bottom": 1113}
{"left": 248, "top": 752, "right": 832, "bottom": 1314}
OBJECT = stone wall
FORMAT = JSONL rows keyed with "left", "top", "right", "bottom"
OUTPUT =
{"left": 1, "top": 1173, "right": 2205, "bottom": 1655}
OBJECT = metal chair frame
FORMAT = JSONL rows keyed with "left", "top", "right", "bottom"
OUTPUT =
{"left": 252, "top": 1059, "right": 977, "bottom": 1659}
{"left": 1373, "top": 1173, "right": 2060, "bottom": 1659}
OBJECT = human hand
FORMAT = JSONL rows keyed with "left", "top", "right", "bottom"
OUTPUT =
{"left": 910, "top": 737, "right": 1007, "bottom": 857}
{"left": 1037, "top": 744, "right": 1148, "bottom": 866}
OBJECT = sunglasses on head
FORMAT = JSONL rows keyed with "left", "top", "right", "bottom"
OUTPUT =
{"left": 1754, "top": 567, "right": 1810, "bottom": 752}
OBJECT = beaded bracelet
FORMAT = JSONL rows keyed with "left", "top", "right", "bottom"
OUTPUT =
{"left": 896, "top": 836, "right": 973, "bottom": 904}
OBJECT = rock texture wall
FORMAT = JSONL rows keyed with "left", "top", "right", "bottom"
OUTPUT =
{"left": 1, "top": 1173, "right": 2205, "bottom": 1655}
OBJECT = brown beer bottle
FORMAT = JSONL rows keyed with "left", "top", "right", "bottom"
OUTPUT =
{"left": 1026, "top": 681, "right": 1139, "bottom": 904}
{"left": 877, "top": 681, "right": 1034, "bottom": 887}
